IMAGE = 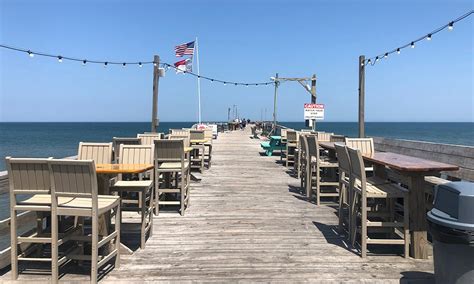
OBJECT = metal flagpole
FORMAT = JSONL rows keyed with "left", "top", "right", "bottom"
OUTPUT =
{"left": 196, "top": 37, "right": 202, "bottom": 124}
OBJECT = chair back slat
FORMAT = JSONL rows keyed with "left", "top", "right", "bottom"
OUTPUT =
{"left": 204, "top": 129, "right": 213, "bottom": 140}
{"left": 317, "top": 132, "right": 334, "bottom": 142}
{"left": 330, "top": 135, "right": 346, "bottom": 143}
{"left": 119, "top": 145, "right": 154, "bottom": 165}
{"left": 306, "top": 135, "right": 319, "bottom": 159}
{"left": 347, "top": 147, "right": 366, "bottom": 182}
{"left": 280, "top": 129, "right": 288, "bottom": 139}
{"left": 286, "top": 130, "right": 297, "bottom": 142}
{"left": 113, "top": 137, "right": 141, "bottom": 162}
{"left": 78, "top": 142, "right": 113, "bottom": 164}
{"left": 5, "top": 157, "right": 51, "bottom": 193}
{"left": 154, "top": 139, "right": 184, "bottom": 162}
{"left": 169, "top": 134, "right": 190, "bottom": 147}
{"left": 170, "top": 129, "right": 189, "bottom": 136}
{"left": 334, "top": 144, "right": 351, "bottom": 173}
{"left": 190, "top": 130, "right": 205, "bottom": 140}
{"left": 48, "top": 159, "right": 97, "bottom": 196}
{"left": 138, "top": 133, "right": 162, "bottom": 145}
{"left": 345, "top": 138, "right": 375, "bottom": 156}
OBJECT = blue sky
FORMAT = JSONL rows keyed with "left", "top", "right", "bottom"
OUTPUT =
{"left": 0, "top": 0, "right": 472, "bottom": 122}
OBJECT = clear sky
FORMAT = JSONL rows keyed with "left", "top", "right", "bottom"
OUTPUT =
{"left": 0, "top": 0, "right": 472, "bottom": 122}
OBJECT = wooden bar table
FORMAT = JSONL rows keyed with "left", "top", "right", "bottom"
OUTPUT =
{"left": 95, "top": 163, "right": 154, "bottom": 254}
{"left": 362, "top": 153, "right": 459, "bottom": 259}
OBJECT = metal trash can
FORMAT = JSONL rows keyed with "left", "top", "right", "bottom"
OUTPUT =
{"left": 427, "top": 181, "right": 474, "bottom": 284}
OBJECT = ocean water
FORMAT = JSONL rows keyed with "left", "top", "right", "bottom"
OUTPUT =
{"left": 0, "top": 122, "right": 194, "bottom": 171}
{"left": 280, "top": 122, "right": 473, "bottom": 146}
{"left": 0, "top": 122, "right": 473, "bottom": 171}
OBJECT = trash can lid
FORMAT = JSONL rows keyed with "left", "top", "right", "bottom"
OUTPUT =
{"left": 427, "top": 181, "right": 474, "bottom": 231}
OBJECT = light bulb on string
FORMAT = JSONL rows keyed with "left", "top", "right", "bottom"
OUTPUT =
{"left": 28, "top": 50, "right": 34, "bottom": 58}
{"left": 82, "top": 60, "right": 87, "bottom": 65}
{"left": 448, "top": 22, "right": 454, "bottom": 30}
{"left": 384, "top": 53, "right": 388, "bottom": 59}
{"left": 224, "top": 82, "right": 227, "bottom": 86}
{"left": 411, "top": 42, "right": 415, "bottom": 48}
{"left": 397, "top": 48, "right": 401, "bottom": 54}
{"left": 139, "top": 62, "right": 142, "bottom": 67}
{"left": 122, "top": 63, "right": 126, "bottom": 67}
{"left": 375, "top": 56, "right": 379, "bottom": 62}
{"left": 426, "top": 34, "right": 432, "bottom": 41}
{"left": 58, "top": 56, "right": 63, "bottom": 63}
{"left": 104, "top": 62, "right": 108, "bottom": 68}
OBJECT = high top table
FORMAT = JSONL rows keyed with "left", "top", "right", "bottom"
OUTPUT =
{"left": 318, "top": 142, "right": 459, "bottom": 259}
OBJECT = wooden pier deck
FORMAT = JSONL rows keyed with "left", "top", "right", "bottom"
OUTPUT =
{"left": 1, "top": 127, "right": 435, "bottom": 283}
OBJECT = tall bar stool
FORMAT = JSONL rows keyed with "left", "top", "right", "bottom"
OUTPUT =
{"left": 334, "top": 144, "right": 352, "bottom": 234}
{"left": 154, "top": 139, "right": 191, "bottom": 215}
{"left": 6, "top": 157, "right": 77, "bottom": 281}
{"left": 285, "top": 130, "right": 298, "bottom": 167}
{"left": 110, "top": 145, "right": 154, "bottom": 249}
{"left": 306, "top": 135, "right": 339, "bottom": 205}
{"left": 48, "top": 159, "right": 120, "bottom": 283}
{"left": 189, "top": 130, "right": 205, "bottom": 172}
{"left": 347, "top": 147, "right": 410, "bottom": 258}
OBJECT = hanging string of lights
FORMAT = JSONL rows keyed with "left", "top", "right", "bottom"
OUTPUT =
{"left": 364, "top": 10, "right": 473, "bottom": 66}
{"left": 0, "top": 43, "right": 274, "bottom": 86}
{"left": 161, "top": 63, "right": 274, "bottom": 86}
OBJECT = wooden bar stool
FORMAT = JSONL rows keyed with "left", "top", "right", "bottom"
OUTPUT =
{"left": 109, "top": 145, "right": 154, "bottom": 249}
{"left": 347, "top": 147, "right": 410, "bottom": 258}
{"left": 154, "top": 139, "right": 191, "bottom": 215}
{"left": 306, "top": 135, "right": 339, "bottom": 205}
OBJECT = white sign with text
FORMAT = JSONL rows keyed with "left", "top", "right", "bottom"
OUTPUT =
{"left": 304, "top": 103, "right": 324, "bottom": 120}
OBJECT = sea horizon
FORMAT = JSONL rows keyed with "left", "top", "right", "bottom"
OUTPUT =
{"left": 1, "top": 121, "right": 473, "bottom": 172}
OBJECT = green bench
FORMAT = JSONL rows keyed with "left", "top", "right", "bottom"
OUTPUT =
{"left": 260, "top": 136, "right": 286, "bottom": 156}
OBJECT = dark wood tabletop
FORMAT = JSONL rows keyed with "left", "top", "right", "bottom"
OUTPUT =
{"left": 363, "top": 152, "right": 459, "bottom": 172}
{"left": 318, "top": 141, "right": 339, "bottom": 150}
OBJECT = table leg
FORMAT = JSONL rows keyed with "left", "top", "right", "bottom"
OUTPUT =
{"left": 407, "top": 174, "right": 429, "bottom": 259}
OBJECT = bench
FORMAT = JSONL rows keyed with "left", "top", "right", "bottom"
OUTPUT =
{"left": 260, "top": 136, "right": 286, "bottom": 156}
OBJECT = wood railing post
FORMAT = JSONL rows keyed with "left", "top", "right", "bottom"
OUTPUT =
{"left": 358, "top": 55, "right": 365, "bottom": 138}
{"left": 311, "top": 74, "right": 317, "bottom": 131}
{"left": 151, "top": 55, "right": 160, "bottom": 133}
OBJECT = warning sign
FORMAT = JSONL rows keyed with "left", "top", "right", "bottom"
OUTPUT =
{"left": 304, "top": 103, "right": 324, "bottom": 120}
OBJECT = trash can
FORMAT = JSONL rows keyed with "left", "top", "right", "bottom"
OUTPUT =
{"left": 427, "top": 181, "right": 474, "bottom": 284}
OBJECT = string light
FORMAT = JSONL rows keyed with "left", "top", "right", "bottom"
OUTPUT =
{"left": 0, "top": 44, "right": 275, "bottom": 86}
{"left": 364, "top": 10, "right": 472, "bottom": 66}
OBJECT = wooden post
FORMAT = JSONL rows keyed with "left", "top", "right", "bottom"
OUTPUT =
{"left": 272, "top": 73, "right": 279, "bottom": 133}
{"left": 358, "top": 55, "right": 365, "bottom": 138}
{"left": 151, "top": 55, "right": 160, "bottom": 133}
{"left": 311, "top": 74, "right": 317, "bottom": 131}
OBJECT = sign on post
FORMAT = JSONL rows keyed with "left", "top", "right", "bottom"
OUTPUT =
{"left": 304, "top": 103, "right": 324, "bottom": 120}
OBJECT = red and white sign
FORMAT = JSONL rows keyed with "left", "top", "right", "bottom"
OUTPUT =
{"left": 304, "top": 103, "right": 324, "bottom": 120}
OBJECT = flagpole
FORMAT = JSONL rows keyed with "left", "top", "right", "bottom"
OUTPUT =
{"left": 196, "top": 37, "right": 202, "bottom": 124}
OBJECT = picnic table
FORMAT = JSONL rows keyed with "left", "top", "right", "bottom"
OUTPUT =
{"left": 260, "top": 136, "right": 286, "bottom": 157}
{"left": 318, "top": 142, "right": 459, "bottom": 259}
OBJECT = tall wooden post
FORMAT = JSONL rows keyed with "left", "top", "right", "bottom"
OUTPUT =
{"left": 272, "top": 73, "right": 279, "bottom": 133}
{"left": 310, "top": 74, "right": 317, "bottom": 131}
{"left": 358, "top": 55, "right": 365, "bottom": 138}
{"left": 151, "top": 55, "right": 160, "bottom": 133}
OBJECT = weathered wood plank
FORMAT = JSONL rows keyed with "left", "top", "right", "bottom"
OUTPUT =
{"left": 0, "top": 128, "right": 434, "bottom": 282}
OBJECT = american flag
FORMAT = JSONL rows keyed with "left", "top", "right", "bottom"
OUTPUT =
{"left": 175, "top": 41, "right": 195, "bottom": 57}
